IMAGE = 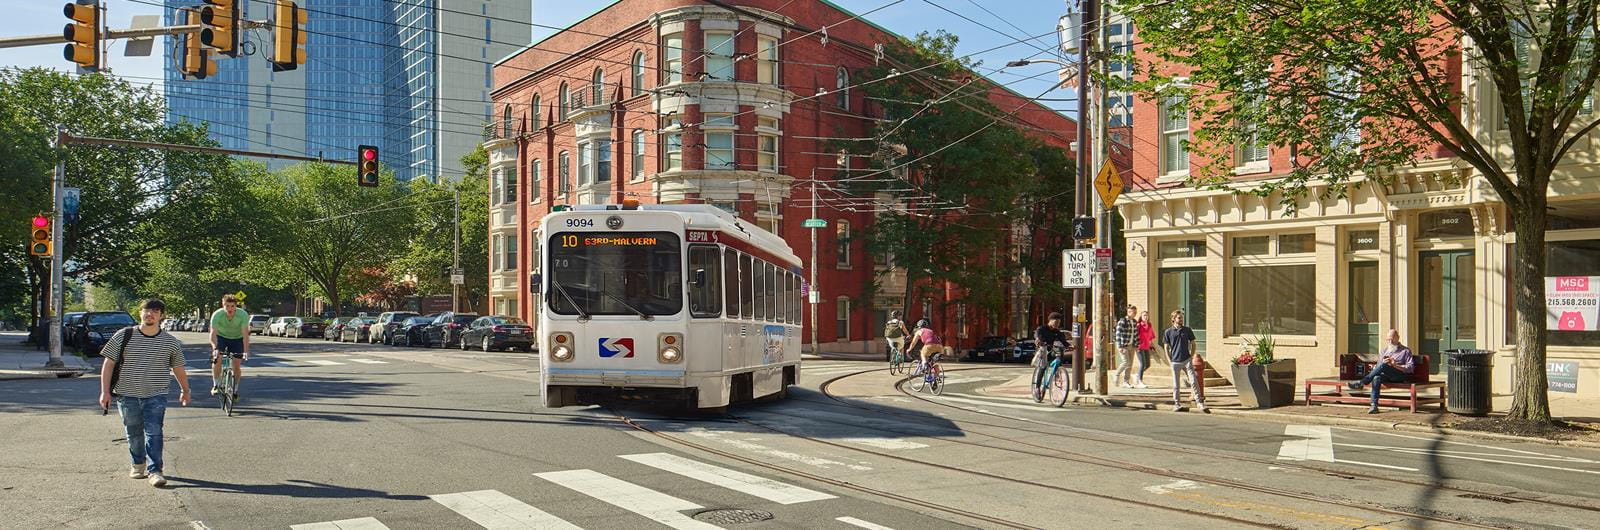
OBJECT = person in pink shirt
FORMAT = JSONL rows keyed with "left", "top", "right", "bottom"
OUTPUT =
{"left": 1134, "top": 309, "right": 1155, "bottom": 388}
{"left": 902, "top": 318, "right": 943, "bottom": 373}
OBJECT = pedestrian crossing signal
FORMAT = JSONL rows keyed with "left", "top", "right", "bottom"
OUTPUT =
{"left": 357, "top": 145, "right": 379, "bottom": 187}
{"left": 29, "top": 215, "right": 52, "bottom": 257}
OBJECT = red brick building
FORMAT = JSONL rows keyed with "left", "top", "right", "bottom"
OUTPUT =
{"left": 484, "top": 0, "right": 1077, "bottom": 353}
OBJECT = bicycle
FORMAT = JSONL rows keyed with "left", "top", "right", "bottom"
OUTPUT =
{"left": 907, "top": 351, "right": 946, "bottom": 395}
{"left": 1031, "top": 345, "right": 1072, "bottom": 407}
{"left": 214, "top": 349, "right": 244, "bottom": 417}
{"left": 889, "top": 346, "right": 908, "bottom": 375}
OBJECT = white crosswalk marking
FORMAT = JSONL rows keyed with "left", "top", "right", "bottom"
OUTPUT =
{"left": 620, "top": 453, "right": 835, "bottom": 505}
{"left": 348, "top": 359, "right": 388, "bottom": 364}
{"left": 837, "top": 517, "right": 895, "bottom": 530}
{"left": 429, "top": 490, "right": 581, "bottom": 529}
{"left": 305, "top": 360, "right": 345, "bottom": 366}
{"left": 290, "top": 517, "right": 391, "bottom": 530}
{"left": 535, "top": 469, "right": 718, "bottom": 530}
{"left": 261, "top": 361, "right": 298, "bottom": 367}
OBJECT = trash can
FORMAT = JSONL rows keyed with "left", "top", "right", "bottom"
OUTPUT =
{"left": 1445, "top": 349, "right": 1494, "bottom": 416}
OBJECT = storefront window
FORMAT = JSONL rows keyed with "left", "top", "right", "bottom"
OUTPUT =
{"left": 1279, "top": 233, "right": 1316, "bottom": 254}
{"left": 1508, "top": 239, "right": 1600, "bottom": 346}
{"left": 1233, "top": 236, "right": 1270, "bottom": 256}
{"left": 1417, "top": 209, "right": 1474, "bottom": 238}
{"left": 1234, "top": 264, "right": 1316, "bottom": 335}
{"left": 1158, "top": 240, "right": 1205, "bottom": 259}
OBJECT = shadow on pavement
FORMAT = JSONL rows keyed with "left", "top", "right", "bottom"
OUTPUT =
{"left": 169, "top": 477, "right": 428, "bottom": 500}
{"left": 601, "top": 386, "right": 969, "bottom": 440}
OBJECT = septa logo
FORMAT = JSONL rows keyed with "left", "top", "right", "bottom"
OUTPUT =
{"left": 599, "top": 337, "right": 634, "bottom": 358}
{"left": 1555, "top": 276, "right": 1590, "bottom": 292}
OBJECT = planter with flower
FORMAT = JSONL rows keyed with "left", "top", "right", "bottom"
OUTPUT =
{"left": 1230, "top": 326, "right": 1297, "bottom": 408}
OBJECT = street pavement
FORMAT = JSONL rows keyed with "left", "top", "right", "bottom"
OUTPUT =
{"left": 2, "top": 332, "right": 1599, "bottom": 529}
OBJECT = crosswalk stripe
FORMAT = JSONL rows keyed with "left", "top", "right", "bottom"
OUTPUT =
{"left": 305, "top": 360, "right": 345, "bottom": 366}
{"left": 620, "top": 453, "right": 835, "bottom": 505}
{"left": 837, "top": 516, "right": 895, "bottom": 530}
{"left": 535, "top": 469, "right": 718, "bottom": 530}
{"left": 261, "top": 361, "right": 298, "bottom": 367}
{"left": 348, "top": 359, "right": 388, "bottom": 364}
{"left": 429, "top": 489, "right": 581, "bottom": 529}
{"left": 289, "top": 517, "right": 391, "bottom": 530}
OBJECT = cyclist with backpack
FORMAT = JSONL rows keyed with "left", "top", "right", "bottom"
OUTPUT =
{"left": 883, "top": 310, "right": 909, "bottom": 360}
{"left": 1033, "top": 313, "right": 1070, "bottom": 389}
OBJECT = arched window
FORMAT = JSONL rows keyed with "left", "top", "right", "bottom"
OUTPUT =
{"left": 530, "top": 94, "right": 541, "bottom": 129}
{"left": 631, "top": 51, "right": 645, "bottom": 97}
{"left": 592, "top": 67, "right": 605, "bottom": 104}
{"left": 558, "top": 82, "right": 569, "bottom": 119}
{"left": 501, "top": 104, "right": 512, "bottom": 138}
{"left": 836, "top": 67, "right": 849, "bottom": 109}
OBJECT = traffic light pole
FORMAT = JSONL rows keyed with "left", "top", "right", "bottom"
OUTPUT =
{"left": 1071, "top": 0, "right": 1097, "bottom": 392}
{"left": 453, "top": 189, "right": 461, "bottom": 313}
{"left": 47, "top": 128, "right": 65, "bottom": 368}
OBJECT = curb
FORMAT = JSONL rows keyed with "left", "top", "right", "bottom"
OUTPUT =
{"left": 0, "top": 370, "right": 87, "bottom": 381}
{"left": 1067, "top": 394, "right": 1600, "bottom": 450}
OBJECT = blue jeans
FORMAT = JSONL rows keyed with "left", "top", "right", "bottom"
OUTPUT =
{"left": 1360, "top": 364, "right": 1408, "bottom": 409}
{"left": 117, "top": 395, "right": 168, "bottom": 474}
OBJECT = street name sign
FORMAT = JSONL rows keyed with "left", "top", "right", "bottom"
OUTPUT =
{"left": 802, "top": 218, "right": 827, "bottom": 228}
{"left": 451, "top": 274, "right": 464, "bottom": 285}
{"left": 1062, "top": 249, "right": 1093, "bottom": 288}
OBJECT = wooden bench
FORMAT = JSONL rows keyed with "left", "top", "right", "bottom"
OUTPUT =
{"left": 1304, "top": 354, "right": 1445, "bottom": 413}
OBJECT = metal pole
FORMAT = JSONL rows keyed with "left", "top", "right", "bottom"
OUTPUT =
{"left": 1092, "top": 0, "right": 1112, "bottom": 396}
{"left": 809, "top": 175, "right": 819, "bottom": 355}
{"left": 61, "top": 133, "right": 355, "bottom": 165}
{"left": 453, "top": 188, "right": 461, "bottom": 313}
{"left": 46, "top": 128, "right": 65, "bottom": 368}
{"left": 1071, "top": 0, "right": 1095, "bottom": 391}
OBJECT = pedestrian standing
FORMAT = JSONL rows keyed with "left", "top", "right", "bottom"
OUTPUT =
{"left": 1347, "top": 329, "right": 1413, "bottom": 414}
{"left": 1113, "top": 305, "right": 1138, "bottom": 387}
{"left": 883, "top": 310, "right": 909, "bottom": 361}
{"left": 1161, "top": 310, "right": 1207, "bottom": 412}
{"left": 98, "top": 299, "right": 190, "bottom": 488}
{"left": 1134, "top": 309, "right": 1155, "bottom": 388}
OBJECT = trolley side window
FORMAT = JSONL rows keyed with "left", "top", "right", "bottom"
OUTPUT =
{"left": 753, "top": 256, "right": 767, "bottom": 321}
{"left": 724, "top": 247, "right": 739, "bottom": 318}
{"left": 786, "top": 272, "right": 798, "bottom": 324}
{"left": 764, "top": 262, "right": 776, "bottom": 322}
{"left": 740, "top": 253, "right": 755, "bottom": 319}
{"left": 688, "top": 245, "right": 722, "bottom": 318}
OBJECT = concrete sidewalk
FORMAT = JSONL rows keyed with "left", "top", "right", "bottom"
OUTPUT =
{"left": 0, "top": 332, "right": 95, "bottom": 380}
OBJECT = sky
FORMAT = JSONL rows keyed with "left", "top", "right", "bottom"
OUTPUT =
{"left": 0, "top": 0, "right": 1075, "bottom": 115}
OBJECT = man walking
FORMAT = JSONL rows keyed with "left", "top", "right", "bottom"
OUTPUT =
{"left": 1161, "top": 310, "right": 1207, "bottom": 412}
{"left": 1113, "top": 305, "right": 1138, "bottom": 387}
{"left": 98, "top": 299, "right": 190, "bottom": 487}
{"left": 1348, "top": 329, "right": 1413, "bottom": 414}
{"left": 209, "top": 294, "right": 250, "bottom": 399}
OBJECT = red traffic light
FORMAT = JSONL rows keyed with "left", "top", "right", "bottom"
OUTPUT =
{"left": 362, "top": 148, "right": 376, "bottom": 161}
{"left": 32, "top": 216, "right": 49, "bottom": 228}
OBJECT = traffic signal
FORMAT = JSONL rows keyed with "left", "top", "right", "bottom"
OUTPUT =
{"left": 62, "top": 1, "right": 100, "bottom": 72}
{"left": 271, "top": 0, "right": 308, "bottom": 72}
{"left": 29, "top": 215, "right": 52, "bottom": 257}
{"left": 178, "top": 9, "right": 216, "bottom": 80}
{"left": 199, "top": 0, "right": 239, "bottom": 57}
{"left": 357, "top": 145, "right": 379, "bottom": 187}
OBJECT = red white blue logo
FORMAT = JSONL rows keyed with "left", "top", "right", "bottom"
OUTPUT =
{"left": 598, "top": 337, "right": 634, "bottom": 358}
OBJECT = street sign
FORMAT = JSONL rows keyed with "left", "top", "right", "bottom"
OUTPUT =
{"left": 1094, "top": 248, "right": 1113, "bottom": 273}
{"left": 62, "top": 188, "right": 80, "bottom": 225}
{"left": 802, "top": 218, "right": 827, "bottom": 228}
{"left": 1095, "top": 162, "right": 1124, "bottom": 206}
{"left": 808, "top": 290, "right": 820, "bottom": 303}
{"left": 1062, "top": 249, "right": 1093, "bottom": 288}
{"left": 1071, "top": 217, "right": 1095, "bottom": 240}
{"left": 450, "top": 274, "right": 464, "bottom": 285}
{"left": 234, "top": 291, "right": 247, "bottom": 302}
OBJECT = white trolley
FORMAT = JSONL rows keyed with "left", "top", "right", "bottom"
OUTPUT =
{"left": 535, "top": 203, "right": 803, "bottom": 409}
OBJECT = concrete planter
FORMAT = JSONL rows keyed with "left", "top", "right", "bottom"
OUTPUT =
{"left": 1232, "top": 358, "right": 1297, "bottom": 408}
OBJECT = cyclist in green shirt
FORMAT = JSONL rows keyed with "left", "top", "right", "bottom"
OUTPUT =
{"left": 209, "top": 294, "right": 251, "bottom": 399}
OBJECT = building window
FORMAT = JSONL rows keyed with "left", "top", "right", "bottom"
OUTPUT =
{"left": 506, "top": 234, "right": 518, "bottom": 271}
{"left": 596, "top": 140, "right": 611, "bottom": 182}
{"left": 1233, "top": 235, "right": 1270, "bottom": 257}
{"left": 1508, "top": 239, "right": 1600, "bottom": 346}
{"left": 1233, "top": 265, "right": 1316, "bottom": 336}
{"left": 591, "top": 67, "right": 605, "bottom": 104}
{"left": 836, "top": 220, "right": 851, "bottom": 268}
{"left": 758, "top": 134, "right": 778, "bottom": 172}
{"left": 491, "top": 234, "right": 503, "bottom": 272}
{"left": 530, "top": 159, "right": 541, "bottom": 202}
{"left": 577, "top": 142, "right": 592, "bottom": 186}
{"left": 836, "top": 297, "right": 850, "bottom": 341}
{"left": 704, "top": 31, "right": 734, "bottom": 80}
{"left": 1418, "top": 209, "right": 1475, "bottom": 239}
{"left": 757, "top": 36, "right": 778, "bottom": 84}
{"left": 957, "top": 303, "right": 968, "bottom": 339}
{"left": 663, "top": 33, "right": 682, "bottom": 85}
{"left": 558, "top": 151, "right": 571, "bottom": 195}
{"left": 558, "top": 82, "right": 569, "bottom": 119}
{"left": 530, "top": 94, "right": 540, "bottom": 128}
{"left": 1235, "top": 81, "right": 1269, "bottom": 171}
{"left": 1327, "top": 66, "right": 1361, "bottom": 152}
{"left": 836, "top": 67, "right": 850, "bottom": 109}
{"left": 503, "top": 165, "right": 518, "bottom": 204}
{"left": 661, "top": 117, "right": 682, "bottom": 171}
{"left": 1279, "top": 233, "right": 1315, "bottom": 254}
{"left": 490, "top": 168, "right": 503, "bottom": 206}
{"left": 704, "top": 121, "right": 734, "bottom": 170}
{"left": 1159, "top": 95, "right": 1189, "bottom": 175}
{"left": 631, "top": 51, "right": 645, "bottom": 97}
{"left": 631, "top": 130, "right": 646, "bottom": 181}
{"left": 501, "top": 104, "right": 512, "bottom": 138}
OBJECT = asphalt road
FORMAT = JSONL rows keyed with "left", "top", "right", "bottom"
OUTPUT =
{"left": 2, "top": 331, "right": 1598, "bottom": 529}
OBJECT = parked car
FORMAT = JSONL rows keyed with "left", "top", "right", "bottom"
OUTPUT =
{"left": 160, "top": 318, "right": 176, "bottom": 331}
{"left": 369, "top": 311, "right": 419, "bottom": 344}
{"left": 323, "top": 317, "right": 351, "bottom": 340}
{"left": 61, "top": 312, "right": 86, "bottom": 345}
{"left": 193, "top": 318, "right": 209, "bottom": 333}
{"left": 460, "top": 315, "right": 533, "bottom": 352}
{"left": 425, "top": 312, "right": 479, "bottom": 348}
{"left": 340, "top": 317, "right": 376, "bottom": 342}
{"left": 75, "top": 311, "right": 138, "bottom": 356}
{"left": 392, "top": 314, "right": 438, "bottom": 347}
{"left": 965, "top": 336, "right": 1028, "bottom": 363}
{"left": 289, "top": 316, "right": 325, "bottom": 338}
{"left": 248, "top": 314, "right": 270, "bottom": 334}
{"left": 268, "top": 317, "right": 300, "bottom": 337}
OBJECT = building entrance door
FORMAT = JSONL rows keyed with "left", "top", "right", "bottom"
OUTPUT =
{"left": 1159, "top": 267, "right": 1206, "bottom": 357}
{"left": 1349, "top": 262, "right": 1379, "bottom": 354}
{"left": 1420, "top": 250, "right": 1476, "bottom": 374}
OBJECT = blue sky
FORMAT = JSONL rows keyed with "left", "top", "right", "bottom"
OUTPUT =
{"left": 0, "top": 0, "right": 1074, "bottom": 115}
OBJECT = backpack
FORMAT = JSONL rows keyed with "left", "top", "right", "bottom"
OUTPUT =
{"left": 884, "top": 320, "right": 905, "bottom": 339}
{"left": 106, "top": 326, "right": 137, "bottom": 397}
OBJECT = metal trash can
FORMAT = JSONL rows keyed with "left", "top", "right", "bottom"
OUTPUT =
{"left": 1445, "top": 349, "right": 1494, "bottom": 416}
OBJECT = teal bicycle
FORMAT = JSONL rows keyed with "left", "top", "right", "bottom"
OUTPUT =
{"left": 214, "top": 350, "right": 243, "bottom": 417}
{"left": 889, "top": 346, "right": 909, "bottom": 375}
{"left": 1031, "top": 345, "right": 1071, "bottom": 407}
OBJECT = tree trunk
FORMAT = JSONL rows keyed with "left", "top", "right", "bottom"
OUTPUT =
{"left": 1507, "top": 202, "right": 1552, "bottom": 421}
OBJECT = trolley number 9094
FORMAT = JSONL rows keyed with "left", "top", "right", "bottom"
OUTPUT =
{"left": 564, "top": 218, "right": 595, "bottom": 228}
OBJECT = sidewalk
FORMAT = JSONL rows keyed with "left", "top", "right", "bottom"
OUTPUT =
{"left": 0, "top": 332, "right": 95, "bottom": 380}
{"left": 981, "top": 373, "right": 1600, "bottom": 448}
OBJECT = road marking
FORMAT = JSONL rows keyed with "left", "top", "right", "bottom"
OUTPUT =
{"left": 429, "top": 489, "right": 581, "bottom": 529}
{"left": 1336, "top": 443, "right": 1600, "bottom": 475}
{"left": 932, "top": 394, "right": 1072, "bottom": 412}
{"left": 677, "top": 427, "right": 872, "bottom": 471}
{"left": 535, "top": 469, "right": 717, "bottom": 530}
{"left": 188, "top": 521, "right": 212, "bottom": 530}
{"left": 305, "top": 360, "right": 345, "bottom": 366}
{"left": 837, "top": 516, "right": 895, "bottom": 530}
{"left": 1331, "top": 459, "right": 1418, "bottom": 472}
{"left": 348, "top": 359, "right": 388, "bottom": 364}
{"left": 1277, "top": 425, "right": 1334, "bottom": 463}
{"left": 1143, "top": 479, "right": 1203, "bottom": 495}
{"left": 261, "top": 361, "right": 299, "bottom": 367}
{"left": 620, "top": 453, "right": 835, "bottom": 505}
{"left": 1342, "top": 428, "right": 1600, "bottom": 463}
{"left": 290, "top": 517, "right": 391, "bottom": 530}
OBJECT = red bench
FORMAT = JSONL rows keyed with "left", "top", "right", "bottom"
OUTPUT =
{"left": 1304, "top": 354, "right": 1444, "bottom": 413}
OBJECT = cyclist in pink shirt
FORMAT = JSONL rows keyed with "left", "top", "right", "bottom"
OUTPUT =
{"left": 902, "top": 319, "right": 943, "bottom": 372}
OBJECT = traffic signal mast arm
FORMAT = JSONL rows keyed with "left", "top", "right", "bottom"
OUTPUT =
{"left": 58, "top": 131, "right": 357, "bottom": 166}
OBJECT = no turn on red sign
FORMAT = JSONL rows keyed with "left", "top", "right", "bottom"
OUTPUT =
{"left": 1062, "top": 249, "right": 1093, "bottom": 288}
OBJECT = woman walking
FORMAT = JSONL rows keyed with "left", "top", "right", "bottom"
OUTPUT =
{"left": 1133, "top": 309, "right": 1155, "bottom": 388}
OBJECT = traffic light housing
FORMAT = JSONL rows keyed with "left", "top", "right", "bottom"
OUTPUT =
{"left": 271, "top": 0, "right": 308, "bottom": 72}
{"left": 178, "top": 9, "right": 217, "bottom": 80}
{"left": 62, "top": 1, "right": 101, "bottom": 72}
{"left": 199, "top": 0, "right": 239, "bottom": 57}
{"left": 29, "top": 215, "right": 52, "bottom": 257}
{"left": 357, "top": 145, "right": 379, "bottom": 187}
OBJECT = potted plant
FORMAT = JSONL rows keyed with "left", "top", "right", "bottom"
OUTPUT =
{"left": 1230, "top": 325, "right": 1297, "bottom": 408}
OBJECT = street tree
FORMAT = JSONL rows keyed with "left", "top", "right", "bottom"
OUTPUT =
{"left": 1118, "top": 0, "right": 1600, "bottom": 421}
{"left": 392, "top": 147, "right": 490, "bottom": 312}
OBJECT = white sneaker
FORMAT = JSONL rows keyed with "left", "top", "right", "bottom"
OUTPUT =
{"left": 148, "top": 473, "right": 166, "bottom": 487}
{"left": 1135, "top": 383, "right": 1149, "bottom": 389}
{"left": 1170, "top": 404, "right": 1185, "bottom": 412}
{"left": 129, "top": 465, "right": 146, "bottom": 479}
{"left": 1197, "top": 404, "right": 1210, "bottom": 413}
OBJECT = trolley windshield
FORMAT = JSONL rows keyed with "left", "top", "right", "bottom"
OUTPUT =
{"left": 547, "top": 231, "right": 683, "bottom": 316}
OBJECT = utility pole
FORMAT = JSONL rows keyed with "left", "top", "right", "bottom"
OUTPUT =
{"left": 46, "top": 127, "right": 65, "bottom": 368}
{"left": 1092, "top": 0, "right": 1113, "bottom": 396}
{"left": 809, "top": 173, "right": 819, "bottom": 355}
{"left": 453, "top": 188, "right": 462, "bottom": 313}
{"left": 1071, "top": 0, "right": 1097, "bottom": 392}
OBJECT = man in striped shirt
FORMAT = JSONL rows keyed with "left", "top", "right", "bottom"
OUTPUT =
{"left": 98, "top": 299, "right": 191, "bottom": 488}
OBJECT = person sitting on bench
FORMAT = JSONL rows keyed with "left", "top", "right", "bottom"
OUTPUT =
{"left": 1348, "top": 329, "right": 1413, "bottom": 414}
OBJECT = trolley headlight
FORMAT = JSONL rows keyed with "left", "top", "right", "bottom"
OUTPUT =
{"left": 549, "top": 332, "right": 574, "bottom": 362}
{"left": 552, "top": 345, "right": 573, "bottom": 361}
{"left": 658, "top": 333, "right": 683, "bottom": 363}
{"left": 660, "top": 347, "right": 681, "bottom": 363}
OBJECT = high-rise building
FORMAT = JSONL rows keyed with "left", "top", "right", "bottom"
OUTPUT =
{"left": 164, "top": 0, "right": 530, "bottom": 182}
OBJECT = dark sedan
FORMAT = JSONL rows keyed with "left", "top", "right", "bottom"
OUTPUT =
{"left": 290, "top": 316, "right": 326, "bottom": 338}
{"left": 965, "top": 336, "right": 1030, "bottom": 363}
{"left": 77, "top": 311, "right": 138, "bottom": 356}
{"left": 460, "top": 315, "right": 533, "bottom": 352}
{"left": 323, "top": 317, "right": 351, "bottom": 340}
{"left": 339, "top": 317, "right": 376, "bottom": 342}
{"left": 390, "top": 315, "right": 437, "bottom": 347}
{"left": 370, "top": 311, "right": 419, "bottom": 345}
{"left": 425, "top": 312, "right": 479, "bottom": 348}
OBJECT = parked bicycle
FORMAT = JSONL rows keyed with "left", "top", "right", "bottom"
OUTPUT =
{"left": 907, "top": 351, "right": 946, "bottom": 395}
{"left": 1031, "top": 344, "right": 1071, "bottom": 407}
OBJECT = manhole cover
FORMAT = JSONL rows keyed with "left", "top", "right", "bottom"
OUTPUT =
{"left": 692, "top": 508, "right": 773, "bottom": 525}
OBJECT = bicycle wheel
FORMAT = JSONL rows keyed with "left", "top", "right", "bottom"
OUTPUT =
{"left": 930, "top": 366, "right": 946, "bottom": 395}
{"left": 219, "top": 371, "right": 233, "bottom": 416}
{"left": 1031, "top": 365, "right": 1046, "bottom": 403}
{"left": 908, "top": 371, "right": 926, "bottom": 392}
{"left": 889, "top": 351, "right": 903, "bottom": 375}
{"left": 1051, "top": 364, "right": 1071, "bottom": 407}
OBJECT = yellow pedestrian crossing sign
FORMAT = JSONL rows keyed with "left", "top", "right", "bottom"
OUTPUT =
{"left": 1095, "top": 163, "right": 1124, "bottom": 207}
{"left": 235, "top": 291, "right": 247, "bottom": 302}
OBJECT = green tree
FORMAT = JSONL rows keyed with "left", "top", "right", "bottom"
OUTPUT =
{"left": 1119, "top": 0, "right": 1600, "bottom": 421}
{"left": 393, "top": 146, "right": 490, "bottom": 311}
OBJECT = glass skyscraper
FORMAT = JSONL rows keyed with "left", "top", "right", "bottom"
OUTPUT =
{"left": 164, "top": 0, "right": 529, "bottom": 181}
